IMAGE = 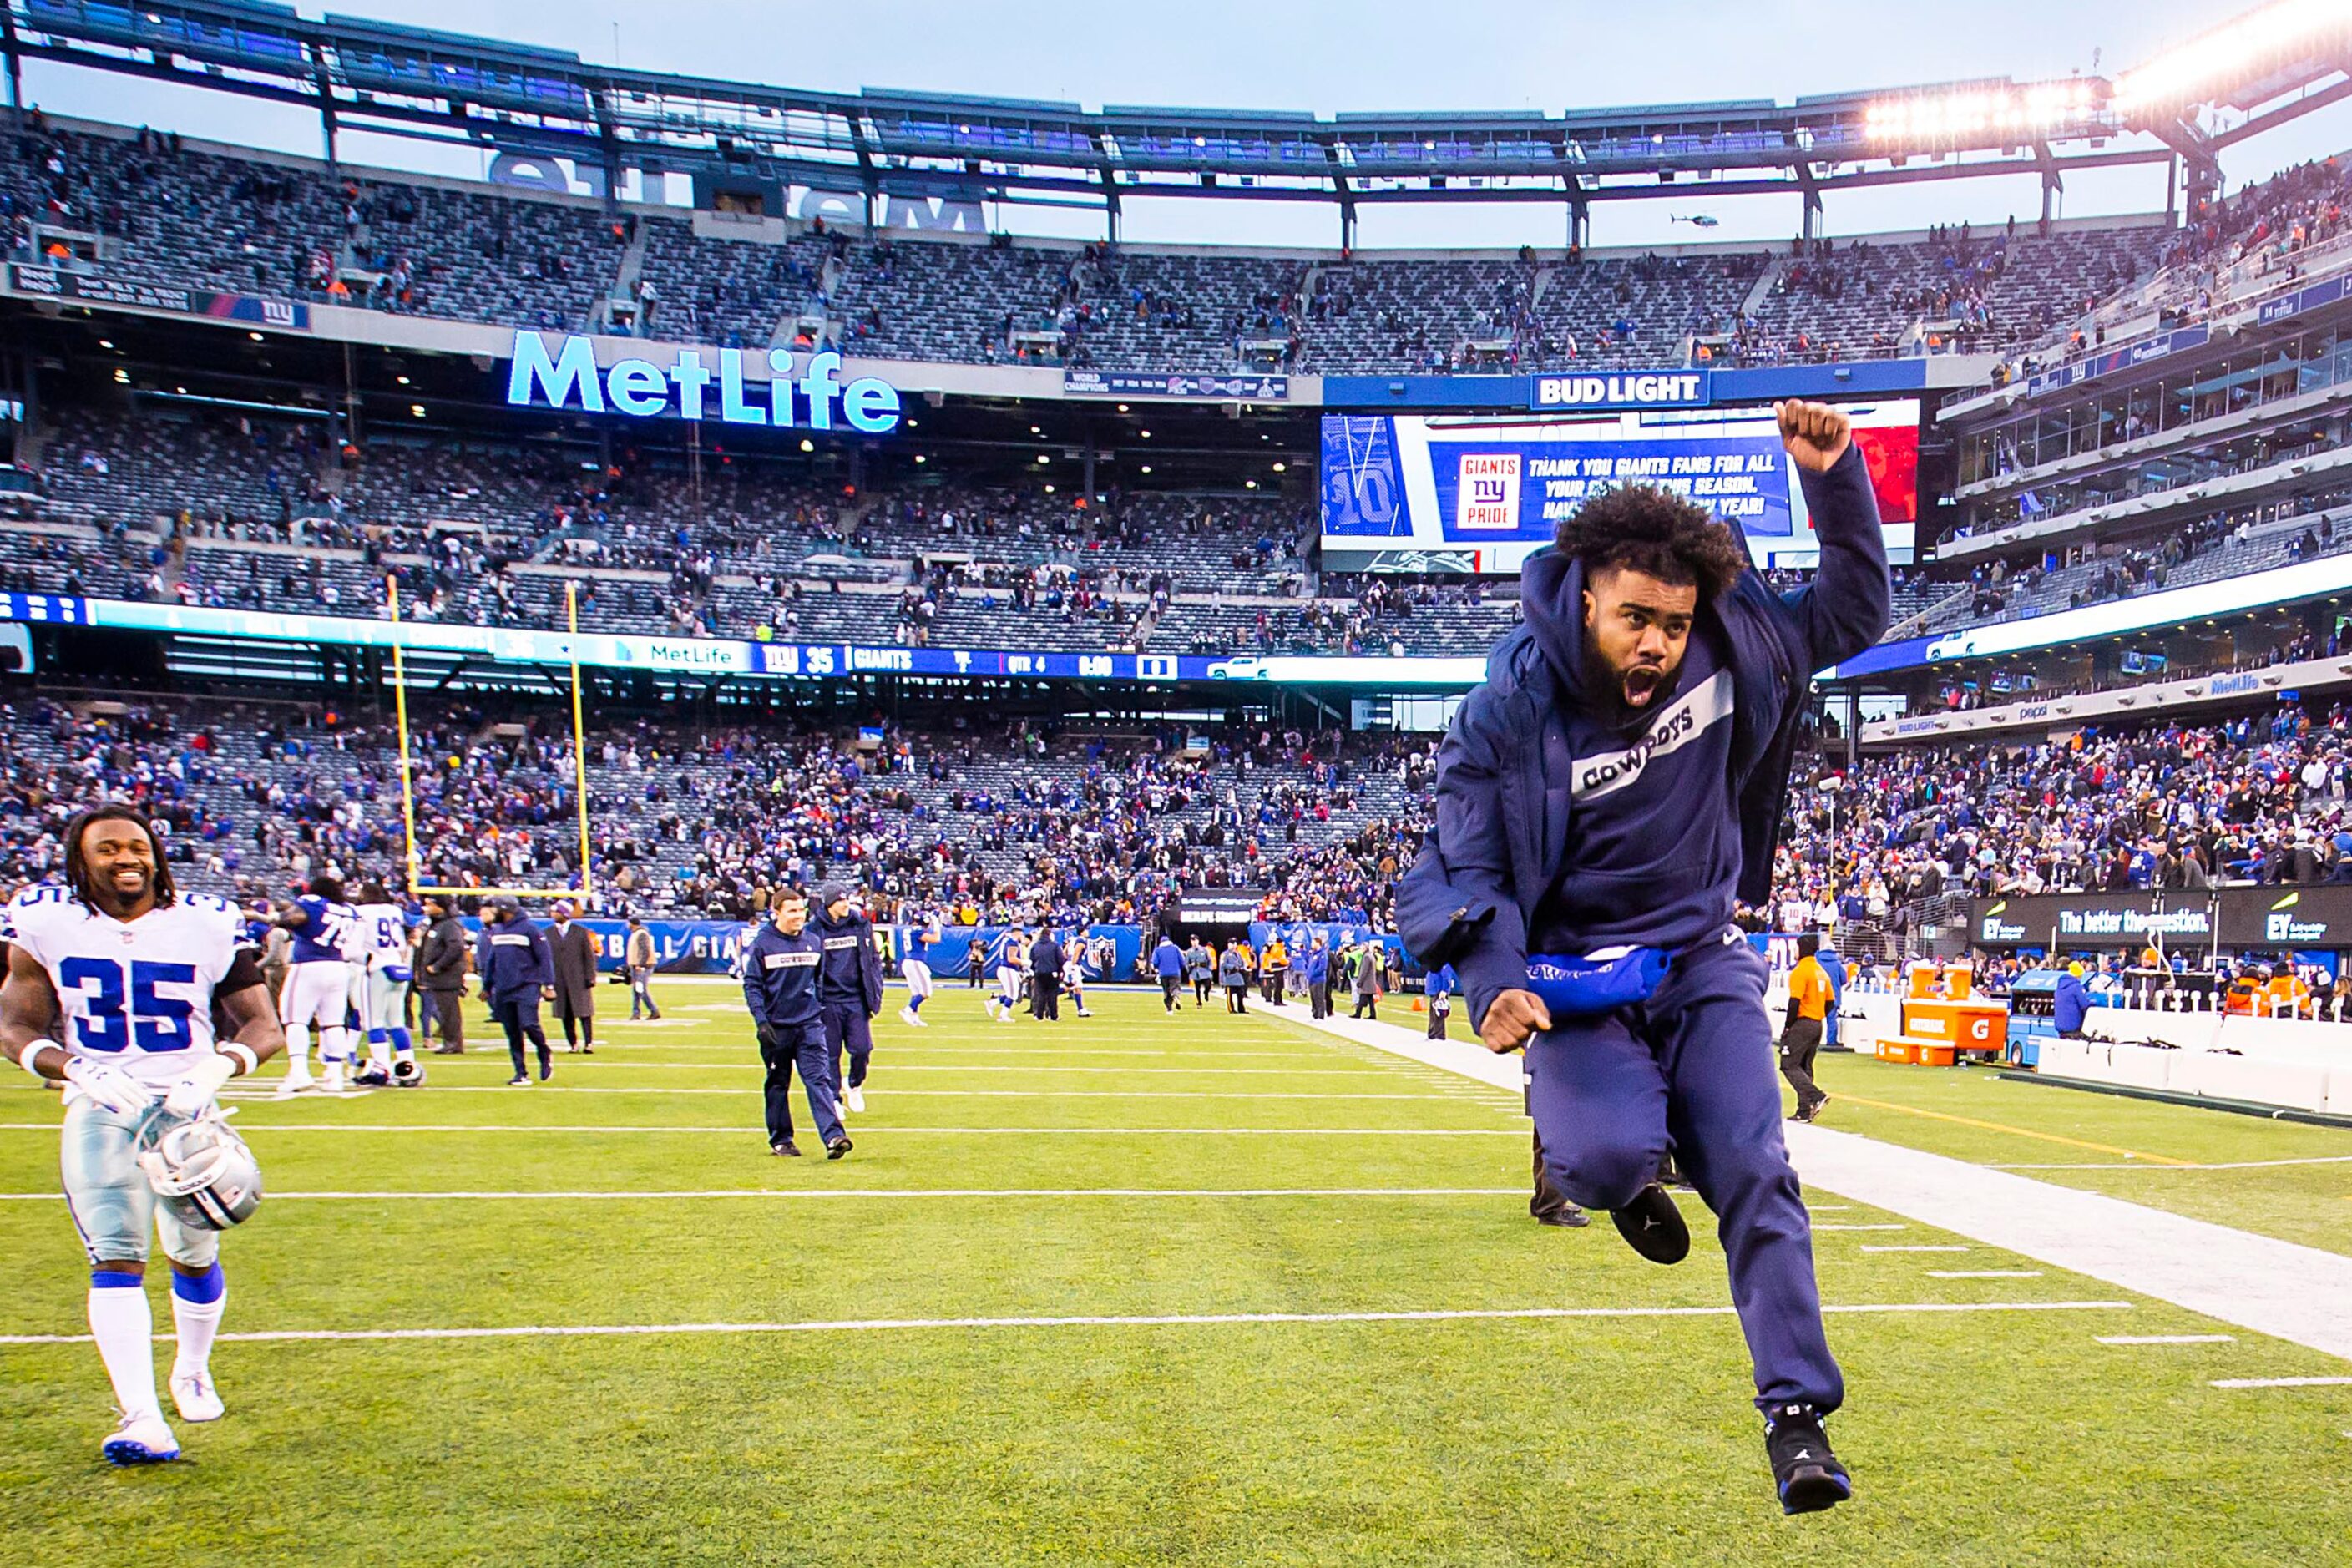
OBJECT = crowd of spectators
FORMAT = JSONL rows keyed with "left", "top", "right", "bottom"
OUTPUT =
{"left": 1773, "top": 705, "right": 2352, "bottom": 954}
{"left": 0, "top": 695, "right": 1434, "bottom": 933}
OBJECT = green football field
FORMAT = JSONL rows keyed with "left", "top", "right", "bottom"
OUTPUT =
{"left": 3, "top": 981, "right": 2349, "bottom": 1566}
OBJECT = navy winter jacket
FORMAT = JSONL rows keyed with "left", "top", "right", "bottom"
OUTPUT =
{"left": 1397, "top": 444, "right": 1889, "bottom": 1029}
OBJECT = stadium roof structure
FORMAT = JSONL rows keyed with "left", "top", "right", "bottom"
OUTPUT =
{"left": 2, "top": 0, "right": 2349, "bottom": 240}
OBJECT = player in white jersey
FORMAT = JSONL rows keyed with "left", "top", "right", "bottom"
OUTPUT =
{"left": 0, "top": 805, "right": 285, "bottom": 1466}
{"left": 272, "top": 874, "right": 359, "bottom": 1095}
{"left": 898, "top": 910, "right": 941, "bottom": 1028}
{"left": 986, "top": 929, "right": 1027, "bottom": 1023}
{"left": 350, "top": 882, "right": 422, "bottom": 1087}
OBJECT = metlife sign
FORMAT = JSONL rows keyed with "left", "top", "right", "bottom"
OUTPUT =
{"left": 1530, "top": 371, "right": 1710, "bottom": 411}
{"left": 503, "top": 331, "right": 903, "bottom": 433}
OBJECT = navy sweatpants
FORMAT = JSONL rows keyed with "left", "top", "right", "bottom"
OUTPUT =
{"left": 822, "top": 1001, "right": 874, "bottom": 1089}
{"left": 760, "top": 1021, "right": 843, "bottom": 1147}
{"left": 1524, "top": 933, "right": 1842, "bottom": 1415}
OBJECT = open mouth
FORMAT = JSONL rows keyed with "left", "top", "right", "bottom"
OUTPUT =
{"left": 1622, "top": 665, "right": 1665, "bottom": 705}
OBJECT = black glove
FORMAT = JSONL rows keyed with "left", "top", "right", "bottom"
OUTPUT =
{"left": 756, "top": 1022, "right": 783, "bottom": 1050}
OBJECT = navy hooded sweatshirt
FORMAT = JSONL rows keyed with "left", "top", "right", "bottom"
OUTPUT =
{"left": 1395, "top": 442, "right": 1889, "bottom": 1029}
{"left": 1522, "top": 553, "right": 1742, "bottom": 955}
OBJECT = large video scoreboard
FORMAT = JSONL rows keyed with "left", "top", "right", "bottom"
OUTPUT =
{"left": 1319, "top": 400, "right": 1920, "bottom": 574}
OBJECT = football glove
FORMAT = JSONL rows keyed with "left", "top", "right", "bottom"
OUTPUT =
{"left": 162, "top": 1054, "right": 239, "bottom": 1118}
{"left": 63, "top": 1058, "right": 154, "bottom": 1115}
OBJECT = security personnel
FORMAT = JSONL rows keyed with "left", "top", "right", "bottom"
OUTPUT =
{"left": 1780, "top": 934, "right": 1831, "bottom": 1121}
{"left": 814, "top": 884, "right": 884, "bottom": 1114}
{"left": 476, "top": 896, "right": 555, "bottom": 1086}
{"left": 1185, "top": 936, "right": 1214, "bottom": 1007}
{"left": 1397, "top": 401, "right": 1884, "bottom": 1514}
{"left": 1216, "top": 940, "right": 1250, "bottom": 1014}
{"left": 741, "top": 888, "right": 848, "bottom": 1159}
{"left": 1259, "top": 935, "right": 1288, "bottom": 1006}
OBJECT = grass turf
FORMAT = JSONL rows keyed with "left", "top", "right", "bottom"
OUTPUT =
{"left": 1, "top": 981, "right": 2346, "bottom": 1566}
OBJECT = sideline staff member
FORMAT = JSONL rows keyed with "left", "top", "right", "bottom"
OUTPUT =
{"left": 1399, "top": 402, "right": 1887, "bottom": 1515}
{"left": 741, "top": 888, "right": 850, "bottom": 1160}
{"left": 1780, "top": 934, "right": 1831, "bottom": 1122}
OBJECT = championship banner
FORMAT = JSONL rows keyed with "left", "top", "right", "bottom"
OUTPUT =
{"left": 8, "top": 263, "right": 310, "bottom": 331}
{"left": 1063, "top": 370, "right": 1289, "bottom": 401}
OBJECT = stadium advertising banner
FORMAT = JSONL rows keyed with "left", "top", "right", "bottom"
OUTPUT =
{"left": 1063, "top": 370, "right": 1290, "bottom": 401}
{"left": 47, "top": 594, "right": 1488, "bottom": 687}
{"left": 1319, "top": 402, "right": 1920, "bottom": 574}
{"left": 1529, "top": 370, "right": 1710, "bottom": 410}
{"left": 6, "top": 263, "right": 309, "bottom": 330}
{"left": 1968, "top": 889, "right": 2352, "bottom": 952}
{"left": 503, "top": 331, "right": 903, "bottom": 432}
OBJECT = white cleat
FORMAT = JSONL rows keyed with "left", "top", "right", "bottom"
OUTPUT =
{"left": 101, "top": 1409, "right": 180, "bottom": 1466}
{"left": 845, "top": 1083, "right": 867, "bottom": 1114}
{"left": 320, "top": 1069, "right": 346, "bottom": 1096}
{"left": 274, "top": 1075, "right": 313, "bottom": 1099}
{"left": 898, "top": 1006, "right": 920, "bottom": 1028}
{"left": 169, "top": 1369, "right": 225, "bottom": 1423}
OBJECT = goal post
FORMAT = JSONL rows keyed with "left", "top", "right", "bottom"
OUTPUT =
{"left": 387, "top": 575, "right": 594, "bottom": 903}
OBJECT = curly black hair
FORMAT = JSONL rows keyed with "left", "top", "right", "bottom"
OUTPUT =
{"left": 64, "top": 803, "right": 178, "bottom": 909}
{"left": 1552, "top": 484, "right": 1748, "bottom": 604}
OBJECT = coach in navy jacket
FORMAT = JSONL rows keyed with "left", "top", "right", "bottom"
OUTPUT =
{"left": 476, "top": 897, "right": 556, "bottom": 1083}
{"left": 1396, "top": 401, "right": 1887, "bottom": 1513}
{"left": 742, "top": 888, "right": 847, "bottom": 1156}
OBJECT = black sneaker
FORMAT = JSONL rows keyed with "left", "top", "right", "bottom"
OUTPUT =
{"left": 1610, "top": 1183, "right": 1691, "bottom": 1265}
{"left": 506, "top": 1075, "right": 530, "bottom": 1087}
{"left": 826, "top": 1137, "right": 853, "bottom": 1161}
{"left": 1765, "top": 1402, "right": 1852, "bottom": 1515}
{"left": 772, "top": 1140, "right": 802, "bottom": 1157}
{"left": 1535, "top": 1206, "right": 1591, "bottom": 1229}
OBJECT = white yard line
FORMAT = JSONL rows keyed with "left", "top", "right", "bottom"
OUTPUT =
{"left": 1277, "top": 1009, "right": 2352, "bottom": 1364}
{"left": 1861, "top": 1245, "right": 1973, "bottom": 1253}
{"left": 2099, "top": 1334, "right": 2238, "bottom": 1345}
{"left": 0, "top": 1297, "right": 2134, "bottom": 1348}
{"left": 2209, "top": 1376, "right": 2352, "bottom": 1389}
{"left": 0, "top": 1186, "right": 1534, "bottom": 1202}
{"left": 334, "top": 1086, "right": 1493, "bottom": 1102}
{"left": 1928, "top": 1271, "right": 2044, "bottom": 1280}
{"left": 0, "top": 1123, "right": 1530, "bottom": 1136}
{"left": 1991, "top": 1155, "right": 2352, "bottom": 1171}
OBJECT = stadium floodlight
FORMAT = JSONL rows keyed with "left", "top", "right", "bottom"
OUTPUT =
{"left": 1864, "top": 80, "right": 2100, "bottom": 144}
{"left": 2112, "top": 0, "right": 2352, "bottom": 113}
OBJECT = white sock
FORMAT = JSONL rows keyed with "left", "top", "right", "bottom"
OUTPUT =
{"left": 88, "top": 1282, "right": 160, "bottom": 1419}
{"left": 170, "top": 1287, "right": 226, "bottom": 1380}
{"left": 284, "top": 1034, "right": 311, "bottom": 1076}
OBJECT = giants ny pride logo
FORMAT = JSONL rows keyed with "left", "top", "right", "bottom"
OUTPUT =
{"left": 1454, "top": 452, "right": 1522, "bottom": 531}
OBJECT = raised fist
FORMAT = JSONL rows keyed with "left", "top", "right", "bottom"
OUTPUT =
{"left": 1775, "top": 400, "right": 1852, "bottom": 473}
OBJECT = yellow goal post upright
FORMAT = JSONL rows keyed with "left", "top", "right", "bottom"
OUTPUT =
{"left": 385, "top": 575, "right": 595, "bottom": 904}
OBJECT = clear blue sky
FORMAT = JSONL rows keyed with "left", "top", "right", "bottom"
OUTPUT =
{"left": 19, "top": 0, "right": 2347, "bottom": 250}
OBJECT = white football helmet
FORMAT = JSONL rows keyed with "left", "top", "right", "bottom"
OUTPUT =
{"left": 132, "top": 1105, "right": 264, "bottom": 1230}
{"left": 391, "top": 1059, "right": 426, "bottom": 1088}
